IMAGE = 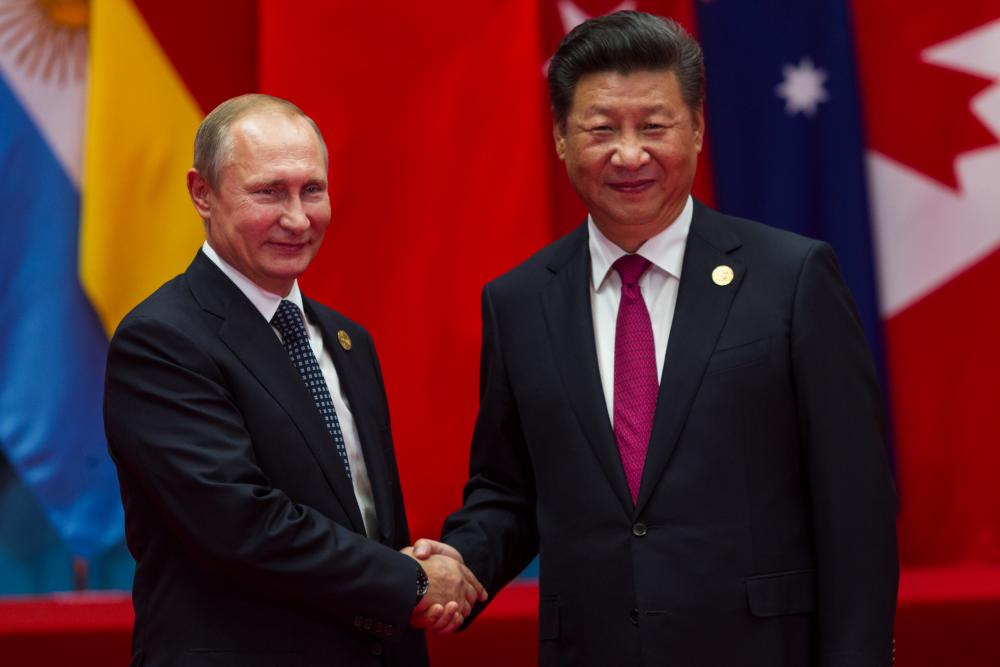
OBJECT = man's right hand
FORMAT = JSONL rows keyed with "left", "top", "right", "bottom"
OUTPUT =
{"left": 403, "top": 546, "right": 486, "bottom": 634}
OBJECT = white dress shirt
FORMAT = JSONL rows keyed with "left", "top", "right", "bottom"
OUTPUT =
{"left": 589, "top": 196, "right": 693, "bottom": 424}
{"left": 202, "top": 242, "right": 379, "bottom": 538}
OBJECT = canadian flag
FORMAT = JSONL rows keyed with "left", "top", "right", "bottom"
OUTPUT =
{"left": 855, "top": 5, "right": 1000, "bottom": 565}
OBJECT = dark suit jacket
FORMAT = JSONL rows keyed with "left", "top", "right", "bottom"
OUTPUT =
{"left": 443, "top": 202, "right": 898, "bottom": 667}
{"left": 105, "top": 251, "right": 428, "bottom": 667}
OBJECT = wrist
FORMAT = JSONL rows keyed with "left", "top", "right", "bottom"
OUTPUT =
{"left": 415, "top": 561, "right": 429, "bottom": 606}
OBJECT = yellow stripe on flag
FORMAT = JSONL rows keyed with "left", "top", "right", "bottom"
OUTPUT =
{"left": 81, "top": 0, "right": 204, "bottom": 335}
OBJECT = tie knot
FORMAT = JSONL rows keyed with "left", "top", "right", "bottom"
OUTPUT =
{"left": 271, "top": 300, "right": 306, "bottom": 338}
{"left": 613, "top": 254, "right": 652, "bottom": 286}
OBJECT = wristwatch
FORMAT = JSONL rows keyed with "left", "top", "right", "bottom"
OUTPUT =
{"left": 415, "top": 562, "right": 429, "bottom": 605}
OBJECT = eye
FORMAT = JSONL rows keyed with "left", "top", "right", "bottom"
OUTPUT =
{"left": 588, "top": 125, "right": 613, "bottom": 134}
{"left": 643, "top": 123, "right": 666, "bottom": 132}
{"left": 254, "top": 187, "right": 275, "bottom": 196}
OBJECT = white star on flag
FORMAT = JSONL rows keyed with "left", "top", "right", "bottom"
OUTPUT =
{"left": 776, "top": 57, "right": 830, "bottom": 117}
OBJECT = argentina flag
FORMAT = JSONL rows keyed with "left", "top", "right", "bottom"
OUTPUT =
{"left": 0, "top": 1, "right": 128, "bottom": 591}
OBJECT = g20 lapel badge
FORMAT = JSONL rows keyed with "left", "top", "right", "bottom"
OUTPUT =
{"left": 712, "top": 265, "right": 735, "bottom": 287}
{"left": 337, "top": 330, "right": 352, "bottom": 351}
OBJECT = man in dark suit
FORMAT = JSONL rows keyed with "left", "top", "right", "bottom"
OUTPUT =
{"left": 412, "top": 11, "right": 898, "bottom": 666}
{"left": 104, "top": 94, "right": 484, "bottom": 667}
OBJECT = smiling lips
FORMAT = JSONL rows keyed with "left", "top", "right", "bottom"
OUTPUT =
{"left": 608, "top": 179, "right": 655, "bottom": 194}
{"left": 269, "top": 240, "right": 309, "bottom": 253}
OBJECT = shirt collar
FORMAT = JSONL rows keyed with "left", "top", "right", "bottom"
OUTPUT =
{"left": 588, "top": 195, "right": 693, "bottom": 291}
{"left": 201, "top": 241, "right": 305, "bottom": 323}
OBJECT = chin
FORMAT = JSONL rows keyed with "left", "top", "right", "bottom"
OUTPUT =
{"left": 265, "top": 261, "right": 309, "bottom": 283}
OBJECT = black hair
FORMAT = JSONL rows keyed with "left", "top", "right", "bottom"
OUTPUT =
{"left": 548, "top": 10, "right": 704, "bottom": 128}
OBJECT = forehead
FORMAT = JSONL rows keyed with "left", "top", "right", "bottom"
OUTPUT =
{"left": 226, "top": 112, "right": 325, "bottom": 169}
{"left": 570, "top": 69, "right": 685, "bottom": 115}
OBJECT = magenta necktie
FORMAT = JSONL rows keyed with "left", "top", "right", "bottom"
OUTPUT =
{"left": 612, "top": 254, "right": 658, "bottom": 504}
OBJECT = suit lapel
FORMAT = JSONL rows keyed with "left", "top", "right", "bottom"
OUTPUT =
{"left": 307, "top": 301, "right": 396, "bottom": 545}
{"left": 541, "top": 226, "right": 634, "bottom": 519}
{"left": 635, "top": 205, "right": 745, "bottom": 515}
{"left": 186, "top": 252, "right": 367, "bottom": 535}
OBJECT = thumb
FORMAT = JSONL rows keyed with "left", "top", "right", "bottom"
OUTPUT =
{"left": 413, "top": 538, "right": 435, "bottom": 559}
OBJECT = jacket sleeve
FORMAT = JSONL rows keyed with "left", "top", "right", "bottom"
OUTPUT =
{"left": 791, "top": 242, "right": 899, "bottom": 666}
{"left": 441, "top": 284, "right": 540, "bottom": 606}
{"left": 104, "top": 314, "right": 418, "bottom": 641}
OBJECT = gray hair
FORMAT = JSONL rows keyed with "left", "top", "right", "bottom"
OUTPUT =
{"left": 193, "top": 93, "right": 328, "bottom": 188}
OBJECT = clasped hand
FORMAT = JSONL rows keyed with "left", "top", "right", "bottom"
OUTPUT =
{"left": 402, "top": 539, "right": 487, "bottom": 634}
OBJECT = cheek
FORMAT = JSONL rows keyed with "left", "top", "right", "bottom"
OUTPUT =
{"left": 569, "top": 150, "right": 606, "bottom": 180}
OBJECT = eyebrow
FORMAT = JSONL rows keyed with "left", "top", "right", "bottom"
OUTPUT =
{"left": 582, "top": 104, "right": 673, "bottom": 116}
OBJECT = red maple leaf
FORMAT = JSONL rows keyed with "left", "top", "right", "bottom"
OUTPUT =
{"left": 852, "top": 3, "right": 1000, "bottom": 190}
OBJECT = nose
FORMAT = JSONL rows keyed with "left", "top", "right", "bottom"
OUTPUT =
{"left": 610, "top": 133, "right": 650, "bottom": 170}
{"left": 280, "top": 195, "right": 310, "bottom": 232}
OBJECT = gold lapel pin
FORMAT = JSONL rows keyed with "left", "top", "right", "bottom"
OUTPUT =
{"left": 712, "top": 265, "right": 735, "bottom": 286}
{"left": 337, "top": 330, "right": 352, "bottom": 351}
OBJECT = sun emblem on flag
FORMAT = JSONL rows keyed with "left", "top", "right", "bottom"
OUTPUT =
{"left": 776, "top": 57, "right": 830, "bottom": 117}
{"left": 0, "top": 0, "right": 88, "bottom": 82}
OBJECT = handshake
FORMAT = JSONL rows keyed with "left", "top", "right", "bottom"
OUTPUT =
{"left": 401, "top": 539, "right": 487, "bottom": 634}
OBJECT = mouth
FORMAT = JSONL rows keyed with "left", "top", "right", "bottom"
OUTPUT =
{"left": 607, "top": 179, "right": 655, "bottom": 194}
{"left": 268, "top": 241, "right": 309, "bottom": 253}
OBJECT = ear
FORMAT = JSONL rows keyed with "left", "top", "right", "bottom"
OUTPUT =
{"left": 553, "top": 122, "right": 567, "bottom": 161}
{"left": 692, "top": 107, "right": 705, "bottom": 154}
{"left": 187, "top": 168, "right": 213, "bottom": 219}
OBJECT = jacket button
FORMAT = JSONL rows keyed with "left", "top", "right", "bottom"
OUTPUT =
{"left": 371, "top": 642, "right": 383, "bottom": 656}
{"left": 629, "top": 608, "right": 640, "bottom": 625}
{"left": 632, "top": 522, "right": 647, "bottom": 537}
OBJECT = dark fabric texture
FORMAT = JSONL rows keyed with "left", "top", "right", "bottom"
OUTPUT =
{"left": 105, "top": 251, "right": 428, "bottom": 667}
{"left": 443, "top": 201, "right": 898, "bottom": 667}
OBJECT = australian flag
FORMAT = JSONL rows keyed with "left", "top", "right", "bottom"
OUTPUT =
{"left": 694, "top": 1, "right": 887, "bottom": 397}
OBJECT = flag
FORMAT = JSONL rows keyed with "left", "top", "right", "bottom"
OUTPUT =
{"left": 258, "top": 0, "right": 554, "bottom": 541}
{"left": 853, "top": 2, "right": 1000, "bottom": 565}
{"left": 696, "top": 0, "right": 1000, "bottom": 565}
{"left": 0, "top": 0, "right": 256, "bottom": 593}
{"left": 694, "top": 0, "right": 888, "bottom": 411}
{"left": 0, "top": 0, "right": 123, "bottom": 589}
{"left": 3, "top": 0, "right": 997, "bottom": 597}
{"left": 82, "top": 0, "right": 256, "bottom": 334}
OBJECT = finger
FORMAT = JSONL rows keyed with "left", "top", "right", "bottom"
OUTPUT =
{"left": 442, "top": 611, "right": 464, "bottom": 634}
{"left": 414, "top": 539, "right": 464, "bottom": 563}
{"left": 412, "top": 539, "right": 431, "bottom": 559}
{"left": 409, "top": 606, "right": 432, "bottom": 629}
{"left": 428, "top": 601, "right": 459, "bottom": 633}
{"left": 428, "top": 612, "right": 455, "bottom": 634}
{"left": 429, "top": 608, "right": 460, "bottom": 635}
{"left": 459, "top": 565, "right": 488, "bottom": 602}
{"left": 460, "top": 582, "right": 479, "bottom": 607}
{"left": 412, "top": 539, "right": 435, "bottom": 559}
{"left": 422, "top": 603, "right": 445, "bottom": 628}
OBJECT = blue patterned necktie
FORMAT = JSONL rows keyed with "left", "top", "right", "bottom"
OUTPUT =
{"left": 271, "top": 299, "right": 352, "bottom": 480}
